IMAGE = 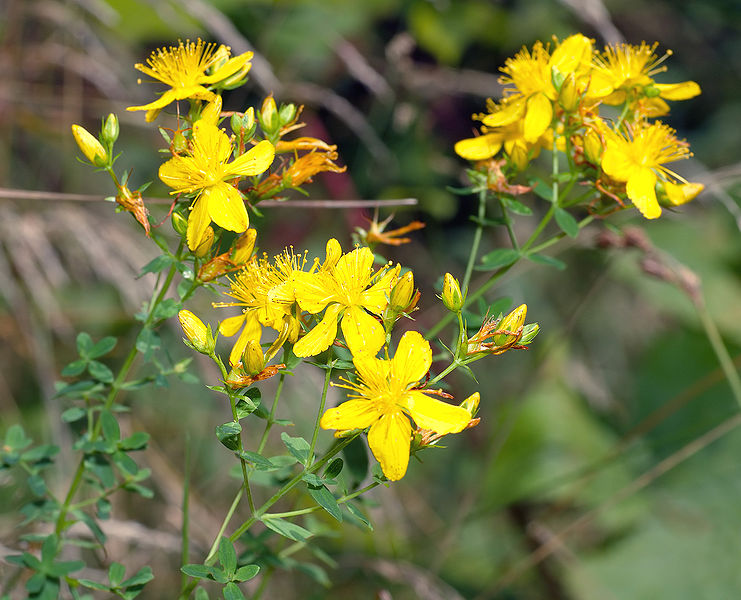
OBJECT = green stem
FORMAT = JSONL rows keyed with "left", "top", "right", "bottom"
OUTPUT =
{"left": 181, "top": 434, "right": 191, "bottom": 590}
{"left": 257, "top": 373, "right": 285, "bottom": 454}
{"left": 262, "top": 481, "right": 380, "bottom": 519}
{"left": 309, "top": 357, "right": 333, "bottom": 464}
{"left": 462, "top": 189, "right": 488, "bottom": 295}
{"left": 695, "top": 296, "right": 741, "bottom": 409}
{"left": 203, "top": 489, "right": 243, "bottom": 564}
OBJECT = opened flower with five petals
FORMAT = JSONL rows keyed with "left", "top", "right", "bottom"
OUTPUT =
{"left": 159, "top": 120, "right": 274, "bottom": 250}
{"left": 321, "top": 331, "right": 471, "bottom": 481}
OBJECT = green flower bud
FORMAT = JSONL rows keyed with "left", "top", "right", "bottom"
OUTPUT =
{"left": 441, "top": 273, "right": 463, "bottom": 312}
{"left": 171, "top": 210, "right": 188, "bottom": 236}
{"left": 243, "top": 339, "right": 265, "bottom": 375}
{"left": 279, "top": 103, "right": 297, "bottom": 127}
{"left": 178, "top": 310, "right": 214, "bottom": 355}
{"left": 259, "top": 95, "right": 280, "bottom": 134}
{"left": 101, "top": 113, "right": 119, "bottom": 145}
{"left": 231, "top": 228, "right": 257, "bottom": 265}
{"left": 459, "top": 392, "right": 480, "bottom": 418}
{"left": 194, "top": 226, "right": 215, "bottom": 258}
{"left": 389, "top": 271, "right": 415, "bottom": 312}
{"left": 493, "top": 304, "right": 527, "bottom": 346}
{"left": 71, "top": 124, "right": 108, "bottom": 167}
{"left": 519, "top": 322, "right": 540, "bottom": 345}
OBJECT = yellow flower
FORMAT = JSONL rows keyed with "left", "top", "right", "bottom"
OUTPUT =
{"left": 215, "top": 248, "right": 305, "bottom": 365}
{"left": 292, "top": 244, "right": 399, "bottom": 358}
{"left": 601, "top": 122, "right": 691, "bottom": 219}
{"left": 127, "top": 39, "right": 253, "bottom": 121}
{"left": 321, "top": 331, "right": 471, "bottom": 481}
{"left": 592, "top": 42, "right": 700, "bottom": 106}
{"left": 71, "top": 124, "right": 107, "bottom": 166}
{"left": 159, "top": 120, "right": 274, "bottom": 250}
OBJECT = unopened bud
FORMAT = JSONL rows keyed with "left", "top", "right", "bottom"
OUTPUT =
{"left": 441, "top": 273, "right": 463, "bottom": 312}
{"left": 231, "top": 229, "right": 257, "bottom": 264}
{"left": 279, "top": 103, "right": 297, "bottom": 127}
{"left": 171, "top": 210, "right": 188, "bottom": 236}
{"left": 643, "top": 85, "right": 661, "bottom": 98}
{"left": 459, "top": 392, "right": 480, "bottom": 417}
{"left": 322, "top": 238, "right": 342, "bottom": 271}
{"left": 178, "top": 310, "right": 213, "bottom": 354}
{"left": 259, "top": 95, "right": 279, "bottom": 134}
{"left": 194, "top": 227, "right": 215, "bottom": 258}
{"left": 584, "top": 130, "right": 603, "bottom": 164}
{"left": 101, "top": 113, "right": 119, "bottom": 145}
{"left": 71, "top": 124, "right": 108, "bottom": 167}
{"left": 493, "top": 304, "right": 527, "bottom": 346}
{"left": 558, "top": 74, "right": 580, "bottom": 112}
{"left": 519, "top": 322, "right": 540, "bottom": 345}
{"left": 243, "top": 339, "right": 265, "bottom": 375}
{"left": 389, "top": 271, "right": 415, "bottom": 311}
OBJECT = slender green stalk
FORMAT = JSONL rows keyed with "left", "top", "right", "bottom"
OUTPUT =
{"left": 203, "top": 489, "right": 244, "bottom": 564}
{"left": 462, "top": 189, "right": 489, "bottom": 295}
{"left": 257, "top": 372, "right": 285, "bottom": 454}
{"left": 695, "top": 296, "right": 741, "bottom": 408}
{"left": 309, "top": 357, "right": 333, "bottom": 464}
{"left": 181, "top": 434, "right": 191, "bottom": 590}
{"left": 263, "top": 481, "right": 379, "bottom": 519}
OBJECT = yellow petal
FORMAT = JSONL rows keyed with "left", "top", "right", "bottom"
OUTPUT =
{"left": 454, "top": 134, "right": 502, "bottom": 161}
{"left": 360, "top": 265, "right": 399, "bottom": 314}
{"left": 186, "top": 196, "right": 211, "bottom": 251}
{"left": 226, "top": 140, "right": 275, "bottom": 177}
{"left": 664, "top": 181, "right": 704, "bottom": 206}
{"left": 655, "top": 81, "right": 701, "bottom": 101}
{"left": 391, "top": 331, "right": 431, "bottom": 386}
{"left": 334, "top": 247, "right": 374, "bottom": 290}
{"left": 200, "top": 51, "right": 253, "bottom": 84}
{"left": 627, "top": 167, "right": 661, "bottom": 219}
{"left": 601, "top": 143, "right": 633, "bottom": 182}
{"left": 550, "top": 34, "right": 593, "bottom": 74}
{"left": 127, "top": 86, "right": 215, "bottom": 112}
{"left": 320, "top": 399, "right": 382, "bottom": 431}
{"left": 206, "top": 184, "right": 249, "bottom": 233}
{"left": 293, "top": 271, "right": 337, "bottom": 313}
{"left": 482, "top": 98, "right": 525, "bottom": 127}
{"left": 219, "top": 314, "right": 247, "bottom": 337}
{"left": 293, "top": 303, "right": 342, "bottom": 357}
{"left": 228, "top": 314, "right": 262, "bottom": 366}
{"left": 193, "top": 121, "right": 232, "bottom": 165}
{"left": 159, "top": 155, "right": 202, "bottom": 193}
{"left": 353, "top": 352, "right": 392, "bottom": 390}
{"left": 367, "top": 411, "right": 412, "bottom": 481}
{"left": 341, "top": 306, "right": 385, "bottom": 357}
{"left": 403, "top": 390, "right": 471, "bottom": 434}
{"left": 523, "top": 93, "right": 553, "bottom": 143}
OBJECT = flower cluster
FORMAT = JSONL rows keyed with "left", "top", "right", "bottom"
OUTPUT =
{"left": 456, "top": 34, "right": 703, "bottom": 219}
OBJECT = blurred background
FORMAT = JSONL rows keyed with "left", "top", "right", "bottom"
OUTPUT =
{"left": 2, "top": 0, "right": 741, "bottom": 598}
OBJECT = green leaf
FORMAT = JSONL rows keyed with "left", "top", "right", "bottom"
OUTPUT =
{"left": 527, "top": 253, "right": 567, "bottom": 270}
{"left": 218, "top": 537, "right": 237, "bottom": 579}
{"left": 119, "top": 432, "right": 150, "bottom": 451}
{"left": 181, "top": 564, "right": 215, "bottom": 580}
{"left": 342, "top": 436, "right": 368, "bottom": 486}
{"left": 61, "top": 407, "right": 86, "bottom": 423}
{"left": 27, "top": 474, "right": 46, "bottom": 497}
{"left": 281, "top": 433, "right": 311, "bottom": 465}
{"left": 135, "top": 328, "right": 161, "bottom": 356}
{"left": 554, "top": 206, "right": 579, "bottom": 237}
{"left": 5, "top": 424, "right": 31, "bottom": 450}
{"left": 236, "top": 450, "right": 275, "bottom": 470}
{"left": 222, "top": 582, "right": 246, "bottom": 600}
{"left": 301, "top": 473, "right": 323, "bottom": 487}
{"left": 40, "top": 533, "right": 59, "bottom": 564}
{"left": 195, "top": 587, "right": 210, "bottom": 600}
{"left": 233, "top": 564, "right": 260, "bottom": 582}
{"left": 113, "top": 451, "right": 138, "bottom": 476}
{"left": 21, "top": 444, "right": 59, "bottom": 463}
{"left": 88, "top": 360, "right": 114, "bottom": 383}
{"left": 76, "top": 332, "right": 93, "bottom": 356}
{"left": 89, "top": 337, "right": 117, "bottom": 359}
{"left": 119, "top": 566, "right": 154, "bottom": 588}
{"left": 235, "top": 398, "right": 256, "bottom": 420}
{"left": 74, "top": 510, "right": 107, "bottom": 544}
{"left": 62, "top": 359, "right": 88, "bottom": 377}
{"left": 26, "top": 572, "right": 46, "bottom": 594}
{"left": 283, "top": 344, "right": 302, "bottom": 369}
{"left": 261, "top": 516, "right": 313, "bottom": 542}
{"left": 86, "top": 456, "right": 116, "bottom": 488}
{"left": 153, "top": 298, "right": 181, "bottom": 321}
{"left": 47, "top": 559, "right": 85, "bottom": 577}
{"left": 501, "top": 197, "right": 533, "bottom": 216}
{"left": 138, "top": 255, "right": 172, "bottom": 277}
{"left": 477, "top": 248, "right": 520, "bottom": 271}
{"left": 346, "top": 502, "right": 373, "bottom": 530}
{"left": 100, "top": 410, "right": 120, "bottom": 442}
{"left": 324, "top": 458, "right": 344, "bottom": 480}
{"left": 78, "top": 579, "right": 111, "bottom": 591}
{"left": 108, "top": 562, "right": 126, "bottom": 587}
{"left": 531, "top": 179, "right": 554, "bottom": 202}
{"left": 308, "top": 485, "right": 342, "bottom": 522}
{"left": 216, "top": 422, "right": 242, "bottom": 451}
{"left": 469, "top": 215, "right": 507, "bottom": 227}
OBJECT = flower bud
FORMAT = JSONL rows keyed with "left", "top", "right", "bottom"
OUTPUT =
{"left": 194, "top": 226, "right": 215, "bottom": 258}
{"left": 389, "top": 271, "right": 415, "bottom": 312}
{"left": 71, "top": 124, "right": 108, "bottom": 166}
{"left": 493, "top": 304, "right": 527, "bottom": 346}
{"left": 101, "top": 113, "right": 119, "bottom": 145}
{"left": 321, "top": 238, "right": 342, "bottom": 271}
{"left": 231, "top": 228, "right": 257, "bottom": 265}
{"left": 178, "top": 310, "right": 213, "bottom": 354}
{"left": 171, "top": 210, "right": 188, "bottom": 236}
{"left": 243, "top": 339, "right": 265, "bottom": 375}
{"left": 200, "top": 96, "right": 222, "bottom": 126}
{"left": 279, "top": 103, "right": 297, "bottom": 127}
{"left": 459, "top": 392, "right": 480, "bottom": 417}
{"left": 558, "top": 73, "right": 580, "bottom": 112}
{"left": 519, "top": 322, "right": 540, "bottom": 345}
{"left": 441, "top": 273, "right": 463, "bottom": 312}
{"left": 259, "top": 95, "right": 279, "bottom": 134}
{"left": 584, "top": 130, "right": 603, "bottom": 164}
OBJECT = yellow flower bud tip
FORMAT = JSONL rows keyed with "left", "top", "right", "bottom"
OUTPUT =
{"left": 441, "top": 273, "right": 464, "bottom": 312}
{"left": 260, "top": 95, "right": 279, "bottom": 132}
{"left": 101, "top": 113, "right": 119, "bottom": 145}
{"left": 389, "top": 271, "right": 415, "bottom": 311}
{"left": 243, "top": 339, "right": 265, "bottom": 375}
{"left": 194, "top": 226, "right": 215, "bottom": 258}
{"left": 322, "top": 238, "right": 342, "bottom": 271}
{"left": 178, "top": 310, "right": 212, "bottom": 354}
{"left": 231, "top": 228, "right": 257, "bottom": 264}
{"left": 71, "top": 124, "right": 108, "bottom": 166}
{"left": 493, "top": 304, "right": 527, "bottom": 346}
{"left": 460, "top": 392, "right": 480, "bottom": 417}
{"left": 171, "top": 211, "right": 188, "bottom": 236}
{"left": 558, "top": 73, "right": 580, "bottom": 112}
{"left": 199, "top": 97, "right": 223, "bottom": 125}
